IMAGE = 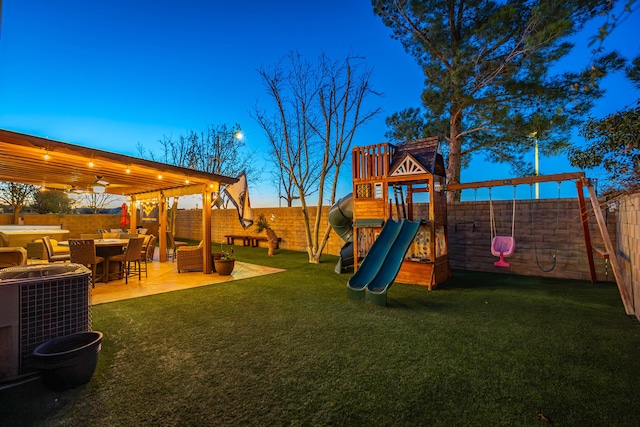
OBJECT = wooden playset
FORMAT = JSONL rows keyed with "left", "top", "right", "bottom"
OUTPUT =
{"left": 350, "top": 137, "right": 451, "bottom": 290}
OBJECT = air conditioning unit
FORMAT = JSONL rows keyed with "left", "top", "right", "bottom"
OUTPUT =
{"left": 0, "top": 264, "right": 92, "bottom": 382}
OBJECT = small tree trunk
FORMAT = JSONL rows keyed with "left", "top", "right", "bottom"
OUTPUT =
{"left": 265, "top": 228, "right": 279, "bottom": 256}
{"left": 12, "top": 205, "right": 23, "bottom": 225}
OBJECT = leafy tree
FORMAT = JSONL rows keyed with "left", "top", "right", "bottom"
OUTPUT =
{"left": 569, "top": 56, "right": 640, "bottom": 193}
{"left": 32, "top": 190, "right": 74, "bottom": 214}
{"left": 0, "top": 182, "right": 39, "bottom": 223}
{"left": 253, "top": 51, "right": 381, "bottom": 263}
{"left": 373, "top": 0, "right": 619, "bottom": 200}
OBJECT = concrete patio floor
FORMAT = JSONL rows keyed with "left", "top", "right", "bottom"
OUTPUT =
{"left": 91, "top": 259, "right": 283, "bottom": 305}
{"left": 28, "top": 250, "right": 284, "bottom": 305}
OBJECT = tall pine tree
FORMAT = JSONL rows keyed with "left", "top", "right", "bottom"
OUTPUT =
{"left": 373, "top": 0, "right": 620, "bottom": 199}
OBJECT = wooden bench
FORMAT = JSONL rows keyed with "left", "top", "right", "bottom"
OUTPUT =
{"left": 224, "top": 235, "right": 251, "bottom": 246}
{"left": 224, "top": 235, "right": 282, "bottom": 249}
{"left": 250, "top": 236, "right": 281, "bottom": 249}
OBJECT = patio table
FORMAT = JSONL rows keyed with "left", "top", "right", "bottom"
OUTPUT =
{"left": 60, "top": 239, "right": 130, "bottom": 282}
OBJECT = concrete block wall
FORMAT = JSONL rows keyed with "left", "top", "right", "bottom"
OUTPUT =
{"left": 0, "top": 193, "right": 628, "bottom": 289}
{"left": 175, "top": 207, "right": 344, "bottom": 257}
{"left": 173, "top": 197, "right": 617, "bottom": 283}
{"left": 617, "top": 194, "right": 640, "bottom": 320}
{"left": 447, "top": 199, "right": 616, "bottom": 282}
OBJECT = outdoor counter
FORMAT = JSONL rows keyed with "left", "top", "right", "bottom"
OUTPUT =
{"left": 0, "top": 226, "right": 70, "bottom": 248}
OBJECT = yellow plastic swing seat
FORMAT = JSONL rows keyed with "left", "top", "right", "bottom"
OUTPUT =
{"left": 491, "top": 236, "right": 515, "bottom": 267}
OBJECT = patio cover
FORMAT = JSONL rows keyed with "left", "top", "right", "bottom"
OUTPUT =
{"left": 0, "top": 128, "right": 237, "bottom": 272}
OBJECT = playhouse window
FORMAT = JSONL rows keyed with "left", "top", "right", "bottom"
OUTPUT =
{"left": 356, "top": 183, "right": 372, "bottom": 198}
{"left": 374, "top": 182, "right": 383, "bottom": 199}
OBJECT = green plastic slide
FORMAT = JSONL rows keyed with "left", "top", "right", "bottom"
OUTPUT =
{"left": 347, "top": 220, "right": 421, "bottom": 305}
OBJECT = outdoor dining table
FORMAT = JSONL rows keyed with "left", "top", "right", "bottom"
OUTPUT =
{"left": 95, "top": 239, "right": 131, "bottom": 282}
{"left": 60, "top": 238, "right": 130, "bottom": 282}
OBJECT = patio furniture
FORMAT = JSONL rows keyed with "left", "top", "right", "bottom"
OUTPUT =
{"left": 68, "top": 239, "right": 105, "bottom": 287}
{"left": 176, "top": 241, "right": 204, "bottom": 272}
{"left": 89, "top": 239, "right": 130, "bottom": 283}
{"left": 166, "top": 231, "right": 188, "bottom": 261}
{"left": 138, "top": 235, "right": 157, "bottom": 277}
{"left": 26, "top": 238, "right": 70, "bottom": 260}
{"left": 0, "top": 225, "right": 69, "bottom": 248}
{"left": 0, "top": 247, "right": 27, "bottom": 268}
{"left": 101, "top": 232, "right": 120, "bottom": 239}
{"left": 108, "top": 237, "right": 145, "bottom": 283}
{"left": 42, "top": 236, "right": 71, "bottom": 263}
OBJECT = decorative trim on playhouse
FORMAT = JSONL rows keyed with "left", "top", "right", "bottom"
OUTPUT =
{"left": 389, "top": 154, "right": 427, "bottom": 176}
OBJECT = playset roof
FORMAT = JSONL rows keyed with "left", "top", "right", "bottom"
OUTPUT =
{"left": 389, "top": 136, "right": 446, "bottom": 177}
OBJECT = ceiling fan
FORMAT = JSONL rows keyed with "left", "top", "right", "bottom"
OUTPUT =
{"left": 93, "top": 176, "right": 110, "bottom": 193}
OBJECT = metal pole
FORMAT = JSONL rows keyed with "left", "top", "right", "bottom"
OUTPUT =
{"left": 535, "top": 138, "right": 539, "bottom": 199}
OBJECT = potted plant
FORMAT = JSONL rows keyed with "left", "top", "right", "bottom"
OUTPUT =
{"left": 214, "top": 248, "right": 235, "bottom": 276}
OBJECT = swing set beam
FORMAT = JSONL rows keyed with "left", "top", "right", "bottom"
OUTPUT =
{"left": 445, "top": 172, "right": 585, "bottom": 191}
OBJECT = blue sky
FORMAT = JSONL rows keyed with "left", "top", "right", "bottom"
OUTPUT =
{"left": 1, "top": 1, "right": 638, "bottom": 206}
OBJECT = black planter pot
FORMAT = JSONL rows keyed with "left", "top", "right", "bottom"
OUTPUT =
{"left": 30, "top": 331, "right": 103, "bottom": 390}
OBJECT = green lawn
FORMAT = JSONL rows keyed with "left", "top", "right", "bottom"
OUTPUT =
{"left": 2, "top": 246, "right": 640, "bottom": 426}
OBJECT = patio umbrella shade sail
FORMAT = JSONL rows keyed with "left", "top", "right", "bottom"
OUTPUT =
{"left": 120, "top": 203, "right": 130, "bottom": 228}
{"left": 0, "top": 129, "right": 237, "bottom": 197}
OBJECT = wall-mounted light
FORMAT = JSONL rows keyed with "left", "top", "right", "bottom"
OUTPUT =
{"left": 125, "top": 166, "right": 131, "bottom": 174}
{"left": 88, "top": 160, "right": 95, "bottom": 168}
{"left": 157, "top": 174, "right": 163, "bottom": 180}
{"left": 185, "top": 178, "right": 190, "bottom": 184}
{"left": 43, "top": 152, "right": 50, "bottom": 160}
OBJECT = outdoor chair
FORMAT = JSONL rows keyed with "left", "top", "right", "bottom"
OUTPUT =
{"left": 27, "top": 238, "right": 70, "bottom": 260}
{"left": 176, "top": 241, "right": 204, "bottom": 272}
{"left": 42, "top": 236, "right": 71, "bottom": 263}
{"left": 138, "top": 234, "right": 157, "bottom": 277}
{"left": 166, "top": 231, "right": 188, "bottom": 261}
{"left": 0, "top": 247, "right": 27, "bottom": 268}
{"left": 68, "top": 239, "right": 105, "bottom": 287}
{"left": 101, "top": 232, "right": 120, "bottom": 239}
{"left": 108, "top": 237, "right": 145, "bottom": 284}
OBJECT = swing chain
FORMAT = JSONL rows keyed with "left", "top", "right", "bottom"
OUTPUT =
{"left": 530, "top": 182, "right": 562, "bottom": 272}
